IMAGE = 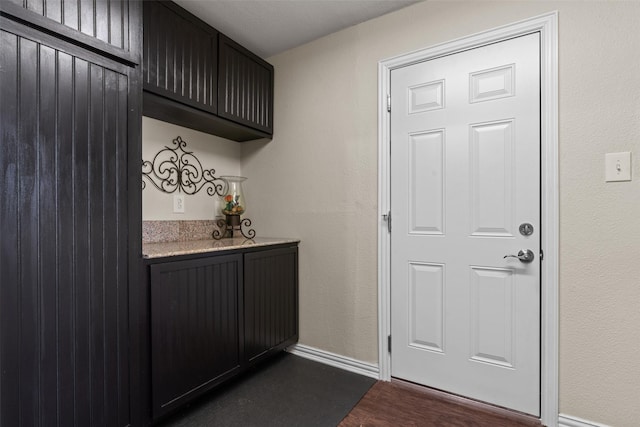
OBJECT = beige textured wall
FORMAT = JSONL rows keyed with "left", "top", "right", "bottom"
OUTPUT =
{"left": 241, "top": 2, "right": 640, "bottom": 425}
{"left": 142, "top": 117, "right": 242, "bottom": 220}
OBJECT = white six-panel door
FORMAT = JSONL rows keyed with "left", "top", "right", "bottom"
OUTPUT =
{"left": 390, "top": 33, "right": 541, "bottom": 415}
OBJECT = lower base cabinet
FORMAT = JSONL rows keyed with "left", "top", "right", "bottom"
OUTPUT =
{"left": 150, "top": 254, "right": 243, "bottom": 418}
{"left": 145, "top": 243, "right": 298, "bottom": 422}
{"left": 244, "top": 247, "right": 299, "bottom": 363}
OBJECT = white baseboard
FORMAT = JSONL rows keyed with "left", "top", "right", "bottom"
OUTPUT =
{"left": 558, "top": 414, "right": 611, "bottom": 427}
{"left": 286, "top": 344, "right": 380, "bottom": 380}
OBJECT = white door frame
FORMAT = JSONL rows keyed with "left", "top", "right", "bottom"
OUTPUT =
{"left": 377, "top": 12, "right": 559, "bottom": 427}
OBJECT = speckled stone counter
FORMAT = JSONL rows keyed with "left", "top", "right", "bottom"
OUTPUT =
{"left": 142, "top": 237, "right": 300, "bottom": 259}
{"left": 142, "top": 220, "right": 221, "bottom": 244}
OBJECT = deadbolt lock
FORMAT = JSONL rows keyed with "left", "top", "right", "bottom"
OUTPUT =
{"left": 519, "top": 223, "right": 534, "bottom": 236}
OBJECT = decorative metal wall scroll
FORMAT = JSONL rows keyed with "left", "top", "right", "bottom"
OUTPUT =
{"left": 143, "top": 136, "right": 257, "bottom": 240}
{"left": 212, "top": 217, "right": 256, "bottom": 240}
{"left": 142, "top": 136, "right": 225, "bottom": 196}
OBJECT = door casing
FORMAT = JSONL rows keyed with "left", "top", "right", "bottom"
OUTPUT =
{"left": 377, "top": 12, "right": 558, "bottom": 427}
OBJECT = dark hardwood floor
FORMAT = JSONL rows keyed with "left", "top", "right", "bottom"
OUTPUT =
{"left": 340, "top": 380, "right": 543, "bottom": 427}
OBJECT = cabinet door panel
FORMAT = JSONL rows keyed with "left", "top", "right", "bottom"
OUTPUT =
{"left": 143, "top": 1, "right": 217, "bottom": 114}
{"left": 218, "top": 35, "right": 274, "bottom": 134}
{"left": 244, "top": 247, "right": 298, "bottom": 362}
{"left": 0, "top": 21, "right": 132, "bottom": 427}
{"left": 150, "top": 254, "right": 243, "bottom": 419}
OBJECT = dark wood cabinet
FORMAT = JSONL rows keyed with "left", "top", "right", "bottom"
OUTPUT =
{"left": 150, "top": 254, "right": 243, "bottom": 419}
{"left": 144, "top": 243, "right": 298, "bottom": 422}
{"left": 142, "top": 1, "right": 274, "bottom": 142}
{"left": 0, "top": 6, "right": 141, "bottom": 427}
{"left": 143, "top": 1, "right": 218, "bottom": 114}
{"left": 244, "top": 246, "right": 298, "bottom": 363}
{"left": 218, "top": 35, "right": 274, "bottom": 135}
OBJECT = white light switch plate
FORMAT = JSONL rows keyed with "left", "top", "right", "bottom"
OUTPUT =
{"left": 605, "top": 152, "right": 631, "bottom": 182}
{"left": 173, "top": 194, "right": 185, "bottom": 213}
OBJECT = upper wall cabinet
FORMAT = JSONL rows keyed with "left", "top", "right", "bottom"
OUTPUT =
{"left": 218, "top": 35, "right": 274, "bottom": 135}
{"left": 0, "top": 0, "right": 140, "bottom": 64}
{"left": 142, "top": 1, "right": 274, "bottom": 142}
{"left": 143, "top": 1, "right": 218, "bottom": 114}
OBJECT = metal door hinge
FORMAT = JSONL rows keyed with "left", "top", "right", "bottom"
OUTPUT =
{"left": 382, "top": 211, "right": 391, "bottom": 233}
{"left": 540, "top": 249, "right": 544, "bottom": 261}
{"left": 387, "top": 94, "right": 391, "bottom": 112}
{"left": 388, "top": 335, "right": 392, "bottom": 353}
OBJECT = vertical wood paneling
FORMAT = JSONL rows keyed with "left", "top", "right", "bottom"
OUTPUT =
{"left": 94, "top": 0, "right": 108, "bottom": 45}
{"left": 244, "top": 247, "right": 298, "bottom": 362}
{"left": 26, "top": 0, "right": 44, "bottom": 15}
{"left": 150, "top": 254, "right": 242, "bottom": 419}
{"left": 79, "top": 0, "right": 94, "bottom": 41}
{"left": 142, "top": 2, "right": 217, "bottom": 114}
{"left": 89, "top": 63, "right": 106, "bottom": 427}
{"left": 142, "top": 1, "right": 155, "bottom": 86}
{"left": 5, "top": 0, "right": 133, "bottom": 53}
{"left": 104, "top": 69, "right": 119, "bottom": 427}
{"left": 155, "top": 3, "right": 166, "bottom": 90}
{"left": 102, "top": 68, "right": 122, "bottom": 427}
{"left": 63, "top": 0, "right": 79, "bottom": 32}
{"left": 56, "top": 49, "right": 76, "bottom": 427}
{"left": 165, "top": 9, "right": 175, "bottom": 96}
{"left": 45, "top": 0, "right": 62, "bottom": 23}
{"left": 0, "top": 30, "right": 21, "bottom": 427}
{"left": 38, "top": 42, "right": 58, "bottom": 424}
{"left": 110, "top": 0, "right": 123, "bottom": 49}
{"left": 73, "top": 57, "right": 92, "bottom": 427}
{"left": 0, "top": 22, "right": 133, "bottom": 426}
{"left": 218, "top": 35, "right": 274, "bottom": 134}
{"left": 116, "top": 71, "right": 130, "bottom": 427}
{"left": 18, "top": 36, "right": 39, "bottom": 427}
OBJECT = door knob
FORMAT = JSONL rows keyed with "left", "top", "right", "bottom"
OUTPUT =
{"left": 504, "top": 249, "right": 535, "bottom": 263}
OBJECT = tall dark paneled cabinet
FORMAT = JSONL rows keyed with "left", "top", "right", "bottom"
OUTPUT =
{"left": 0, "top": 1, "right": 141, "bottom": 426}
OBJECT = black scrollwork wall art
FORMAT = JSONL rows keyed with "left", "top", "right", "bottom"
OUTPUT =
{"left": 142, "top": 136, "right": 225, "bottom": 196}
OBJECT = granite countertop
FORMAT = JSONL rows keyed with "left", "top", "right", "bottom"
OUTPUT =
{"left": 142, "top": 237, "right": 300, "bottom": 259}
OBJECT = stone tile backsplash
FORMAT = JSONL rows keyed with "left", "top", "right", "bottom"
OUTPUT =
{"left": 142, "top": 220, "right": 222, "bottom": 243}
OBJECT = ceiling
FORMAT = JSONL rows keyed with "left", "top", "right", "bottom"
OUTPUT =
{"left": 172, "top": 0, "right": 421, "bottom": 58}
